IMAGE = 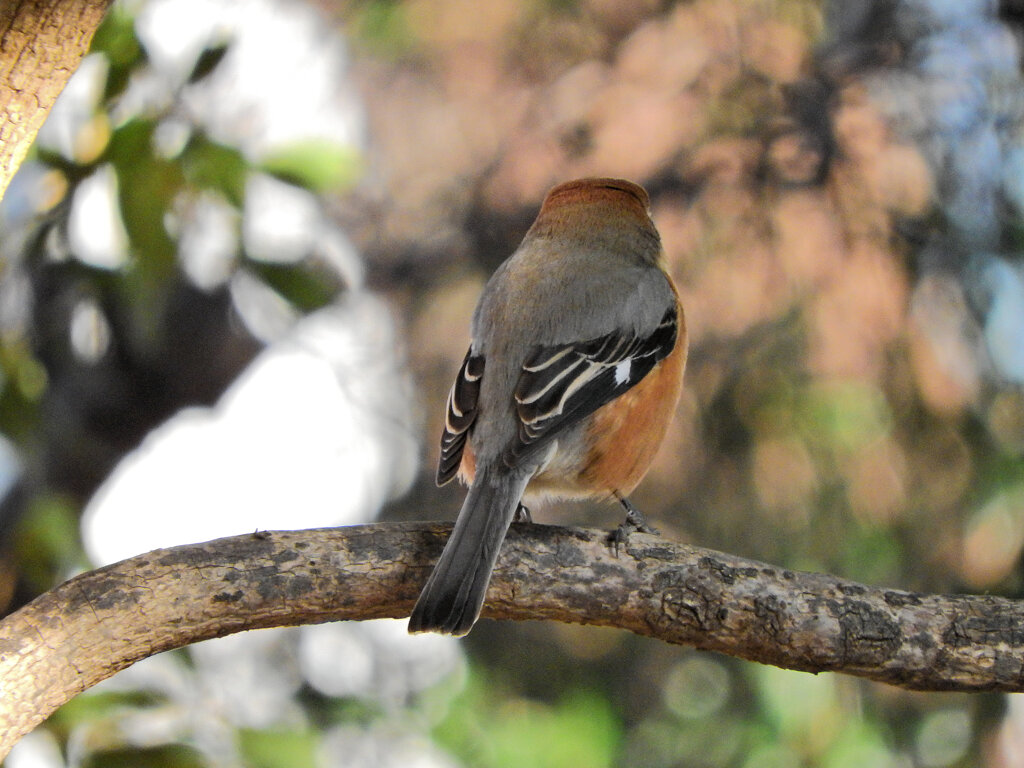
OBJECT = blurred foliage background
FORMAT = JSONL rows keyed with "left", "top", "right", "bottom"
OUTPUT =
{"left": 3, "top": 0, "right": 1024, "bottom": 766}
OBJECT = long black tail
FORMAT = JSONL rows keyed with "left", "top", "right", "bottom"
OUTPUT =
{"left": 409, "top": 471, "right": 527, "bottom": 636}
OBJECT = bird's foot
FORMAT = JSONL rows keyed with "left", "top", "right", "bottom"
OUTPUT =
{"left": 609, "top": 494, "right": 658, "bottom": 555}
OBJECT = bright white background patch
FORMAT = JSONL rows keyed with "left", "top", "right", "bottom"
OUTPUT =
{"left": 81, "top": 295, "right": 418, "bottom": 565}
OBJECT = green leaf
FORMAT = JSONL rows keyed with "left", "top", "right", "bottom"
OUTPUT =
{"left": 437, "top": 672, "right": 620, "bottom": 768}
{"left": 839, "top": 526, "right": 903, "bottom": 584}
{"left": 90, "top": 6, "right": 143, "bottom": 67}
{"left": 822, "top": 720, "right": 898, "bottom": 768}
{"left": 81, "top": 745, "right": 207, "bottom": 768}
{"left": 351, "top": 1, "right": 418, "bottom": 57}
{"left": 485, "top": 693, "right": 618, "bottom": 768}
{"left": 50, "top": 690, "right": 162, "bottom": 732}
{"left": 15, "top": 493, "right": 87, "bottom": 593}
{"left": 107, "top": 119, "right": 181, "bottom": 264}
{"left": 754, "top": 664, "right": 839, "bottom": 741}
{"left": 245, "top": 263, "right": 339, "bottom": 313}
{"left": 183, "top": 134, "right": 249, "bottom": 206}
{"left": 90, "top": 6, "right": 146, "bottom": 102}
{"left": 239, "top": 728, "right": 319, "bottom": 768}
{"left": 260, "top": 140, "right": 361, "bottom": 193}
{"left": 740, "top": 742, "right": 803, "bottom": 768}
{"left": 106, "top": 118, "right": 185, "bottom": 343}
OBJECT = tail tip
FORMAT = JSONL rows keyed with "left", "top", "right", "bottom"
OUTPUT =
{"left": 407, "top": 603, "right": 477, "bottom": 637}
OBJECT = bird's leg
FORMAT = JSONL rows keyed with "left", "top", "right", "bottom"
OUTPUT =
{"left": 618, "top": 495, "right": 658, "bottom": 533}
{"left": 513, "top": 502, "right": 532, "bottom": 524}
{"left": 610, "top": 492, "right": 658, "bottom": 554}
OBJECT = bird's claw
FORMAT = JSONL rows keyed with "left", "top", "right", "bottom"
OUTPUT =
{"left": 609, "top": 495, "right": 658, "bottom": 555}
{"left": 513, "top": 502, "right": 532, "bottom": 524}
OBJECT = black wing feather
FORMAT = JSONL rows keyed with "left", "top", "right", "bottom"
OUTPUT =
{"left": 437, "top": 351, "right": 484, "bottom": 485}
{"left": 506, "top": 305, "right": 678, "bottom": 466}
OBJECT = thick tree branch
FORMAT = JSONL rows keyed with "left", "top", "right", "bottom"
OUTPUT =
{"left": 2, "top": 521, "right": 1023, "bottom": 757}
{"left": 0, "top": 0, "right": 113, "bottom": 200}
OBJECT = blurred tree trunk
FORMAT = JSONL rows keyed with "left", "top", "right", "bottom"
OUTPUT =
{"left": 3, "top": 521, "right": 1024, "bottom": 758}
{"left": 0, "top": 0, "right": 112, "bottom": 200}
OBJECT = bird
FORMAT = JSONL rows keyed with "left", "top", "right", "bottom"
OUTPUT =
{"left": 408, "top": 177, "right": 687, "bottom": 636}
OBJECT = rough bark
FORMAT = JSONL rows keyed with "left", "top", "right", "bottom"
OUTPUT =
{"left": 2, "top": 521, "right": 1024, "bottom": 756}
{"left": 0, "top": 0, "right": 113, "bottom": 200}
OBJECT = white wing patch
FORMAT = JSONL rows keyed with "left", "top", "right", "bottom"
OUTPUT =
{"left": 614, "top": 359, "right": 632, "bottom": 386}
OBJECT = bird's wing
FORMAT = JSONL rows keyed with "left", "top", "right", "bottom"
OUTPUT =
{"left": 505, "top": 304, "right": 679, "bottom": 467}
{"left": 437, "top": 351, "right": 484, "bottom": 485}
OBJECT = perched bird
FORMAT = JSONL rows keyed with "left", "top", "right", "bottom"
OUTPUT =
{"left": 409, "top": 177, "right": 687, "bottom": 636}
